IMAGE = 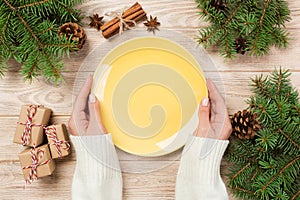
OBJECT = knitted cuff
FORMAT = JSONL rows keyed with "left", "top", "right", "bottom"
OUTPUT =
{"left": 70, "top": 134, "right": 121, "bottom": 179}
{"left": 179, "top": 136, "right": 229, "bottom": 185}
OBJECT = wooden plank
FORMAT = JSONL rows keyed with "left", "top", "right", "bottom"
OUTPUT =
{"left": 0, "top": 159, "right": 235, "bottom": 200}
{"left": 76, "top": 0, "right": 300, "bottom": 29}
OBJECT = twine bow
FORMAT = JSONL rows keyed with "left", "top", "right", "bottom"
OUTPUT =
{"left": 45, "top": 126, "right": 70, "bottom": 158}
{"left": 105, "top": 8, "right": 137, "bottom": 35}
{"left": 19, "top": 105, "right": 44, "bottom": 146}
{"left": 23, "top": 148, "right": 51, "bottom": 185}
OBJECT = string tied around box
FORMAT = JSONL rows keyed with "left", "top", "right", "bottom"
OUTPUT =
{"left": 23, "top": 147, "right": 51, "bottom": 187}
{"left": 18, "top": 105, "right": 45, "bottom": 146}
{"left": 45, "top": 125, "right": 70, "bottom": 158}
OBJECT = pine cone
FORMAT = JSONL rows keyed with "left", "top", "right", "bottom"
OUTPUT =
{"left": 58, "top": 22, "right": 86, "bottom": 49}
{"left": 235, "top": 37, "right": 248, "bottom": 55}
{"left": 210, "top": 0, "right": 226, "bottom": 10}
{"left": 231, "top": 109, "right": 261, "bottom": 140}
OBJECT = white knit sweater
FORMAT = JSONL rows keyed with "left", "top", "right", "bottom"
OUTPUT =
{"left": 70, "top": 134, "right": 229, "bottom": 200}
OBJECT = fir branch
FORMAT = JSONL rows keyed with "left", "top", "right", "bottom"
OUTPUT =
{"left": 295, "top": 106, "right": 300, "bottom": 116}
{"left": 16, "top": 13, "right": 43, "bottom": 48}
{"left": 0, "top": 0, "right": 82, "bottom": 82}
{"left": 17, "top": 0, "right": 50, "bottom": 9}
{"left": 2, "top": 0, "right": 15, "bottom": 10}
{"left": 277, "top": 68, "right": 283, "bottom": 95}
{"left": 259, "top": 0, "right": 272, "bottom": 26}
{"left": 36, "top": 26, "right": 54, "bottom": 36}
{"left": 196, "top": 0, "right": 291, "bottom": 58}
{"left": 16, "top": 8, "right": 62, "bottom": 79}
{"left": 53, "top": 0, "right": 77, "bottom": 17}
{"left": 291, "top": 189, "right": 300, "bottom": 200}
{"left": 261, "top": 156, "right": 300, "bottom": 191}
{"left": 275, "top": 0, "right": 282, "bottom": 26}
{"left": 277, "top": 128, "right": 300, "bottom": 150}
{"left": 28, "top": 60, "right": 38, "bottom": 80}
{"left": 232, "top": 162, "right": 251, "bottom": 179}
{"left": 233, "top": 187, "right": 254, "bottom": 195}
{"left": 251, "top": 168, "right": 259, "bottom": 181}
{"left": 228, "top": 69, "right": 299, "bottom": 199}
{"left": 201, "top": 1, "right": 243, "bottom": 42}
{"left": 0, "top": 12, "right": 11, "bottom": 43}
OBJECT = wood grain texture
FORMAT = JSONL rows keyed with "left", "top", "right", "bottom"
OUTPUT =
{"left": 0, "top": 0, "right": 299, "bottom": 199}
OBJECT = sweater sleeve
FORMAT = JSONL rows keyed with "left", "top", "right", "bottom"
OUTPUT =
{"left": 175, "top": 136, "right": 229, "bottom": 200}
{"left": 70, "top": 134, "right": 122, "bottom": 200}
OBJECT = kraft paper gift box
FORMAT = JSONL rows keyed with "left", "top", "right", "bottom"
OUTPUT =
{"left": 19, "top": 144, "right": 55, "bottom": 183}
{"left": 13, "top": 105, "right": 51, "bottom": 147}
{"left": 45, "top": 124, "right": 71, "bottom": 159}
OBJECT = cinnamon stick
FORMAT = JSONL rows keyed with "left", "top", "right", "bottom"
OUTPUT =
{"left": 101, "top": 2, "right": 142, "bottom": 32}
{"left": 122, "top": 2, "right": 142, "bottom": 18}
{"left": 103, "top": 13, "right": 147, "bottom": 39}
{"left": 101, "top": 2, "right": 147, "bottom": 39}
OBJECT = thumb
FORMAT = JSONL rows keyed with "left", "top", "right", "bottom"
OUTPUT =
{"left": 194, "top": 97, "right": 210, "bottom": 137}
{"left": 87, "top": 93, "right": 107, "bottom": 135}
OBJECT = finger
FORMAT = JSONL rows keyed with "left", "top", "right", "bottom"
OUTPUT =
{"left": 68, "top": 116, "right": 88, "bottom": 136}
{"left": 206, "top": 79, "right": 227, "bottom": 115}
{"left": 87, "top": 94, "right": 107, "bottom": 135}
{"left": 70, "top": 76, "right": 93, "bottom": 136}
{"left": 206, "top": 79, "right": 232, "bottom": 140}
{"left": 194, "top": 97, "right": 210, "bottom": 137}
{"left": 73, "top": 75, "right": 93, "bottom": 112}
{"left": 206, "top": 79, "right": 225, "bottom": 103}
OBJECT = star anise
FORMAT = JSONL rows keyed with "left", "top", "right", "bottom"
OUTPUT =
{"left": 89, "top": 14, "right": 104, "bottom": 31}
{"left": 144, "top": 15, "right": 160, "bottom": 34}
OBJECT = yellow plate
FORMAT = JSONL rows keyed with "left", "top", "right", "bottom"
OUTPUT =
{"left": 93, "top": 37, "right": 207, "bottom": 156}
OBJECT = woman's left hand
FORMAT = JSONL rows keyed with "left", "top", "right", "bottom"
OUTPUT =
{"left": 68, "top": 75, "right": 107, "bottom": 136}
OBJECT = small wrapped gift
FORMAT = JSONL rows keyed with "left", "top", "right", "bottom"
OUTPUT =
{"left": 45, "top": 124, "right": 71, "bottom": 159}
{"left": 19, "top": 144, "right": 55, "bottom": 184}
{"left": 13, "top": 105, "right": 51, "bottom": 147}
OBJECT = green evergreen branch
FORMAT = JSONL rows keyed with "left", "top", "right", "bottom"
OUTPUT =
{"left": 16, "top": 13, "right": 60, "bottom": 77}
{"left": 228, "top": 69, "right": 299, "bottom": 199}
{"left": 251, "top": 168, "right": 259, "bottom": 181}
{"left": 28, "top": 60, "right": 38, "bottom": 80}
{"left": 259, "top": 0, "right": 271, "bottom": 26}
{"left": 17, "top": 0, "right": 50, "bottom": 9}
{"left": 16, "top": 12, "right": 44, "bottom": 48}
{"left": 196, "top": 0, "right": 291, "bottom": 58}
{"left": 44, "top": 43, "right": 74, "bottom": 48}
{"left": 0, "top": 12, "right": 11, "bottom": 43}
{"left": 0, "top": 0, "right": 82, "bottom": 82}
{"left": 53, "top": 0, "right": 77, "bottom": 18}
{"left": 2, "top": 0, "right": 15, "bottom": 10}
{"left": 37, "top": 26, "right": 54, "bottom": 35}
{"left": 291, "top": 190, "right": 300, "bottom": 200}
{"left": 252, "top": 0, "right": 272, "bottom": 55}
{"left": 232, "top": 162, "right": 251, "bottom": 179}
{"left": 233, "top": 187, "right": 254, "bottom": 195}
{"left": 261, "top": 156, "right": 300, "bottom": 191}
{"left": 201, "top": 1, "right": 243, "bottom": 43}
{"left": 277, "top": 128, "right": 300, "bottom": 150}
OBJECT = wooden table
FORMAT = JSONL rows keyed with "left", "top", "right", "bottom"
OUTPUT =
{"left": 1, "top": 0, "right": 299, "bottom": 199}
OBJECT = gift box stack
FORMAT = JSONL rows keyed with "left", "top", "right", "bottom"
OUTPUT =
{"left": 13, "top": 105, "right": 71, "bottom": 185}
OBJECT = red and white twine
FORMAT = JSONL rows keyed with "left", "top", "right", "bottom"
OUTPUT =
{"left": 45, "top": 126, "right": 70, "bottom": 158}
{"left": 18, "top": 105, "right": 44, "bottom": 146}
{"left": 23, "top": 148, "right": 51, "bottom": 185}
